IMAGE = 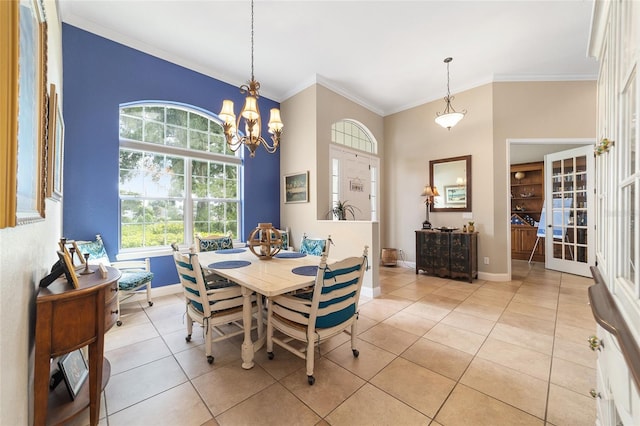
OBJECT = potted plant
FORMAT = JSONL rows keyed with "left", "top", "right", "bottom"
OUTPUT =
{"left": 329, "top": 200, "right": 360, "bottom": 220}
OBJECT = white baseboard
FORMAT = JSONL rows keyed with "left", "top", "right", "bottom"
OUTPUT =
{"left": 361, "top": 285, "right": 381, "bottom": 298}
{"left": 477, "top": 271, "right": 511, "bottom": 281}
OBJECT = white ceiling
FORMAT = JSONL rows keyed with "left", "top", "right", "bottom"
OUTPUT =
{"left": 59, "top": 0, "right": 599, "bottom": 116}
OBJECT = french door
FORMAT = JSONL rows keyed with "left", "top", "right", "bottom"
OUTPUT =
{"left": 544, "top": 145, "right": 595, "bottom": 277}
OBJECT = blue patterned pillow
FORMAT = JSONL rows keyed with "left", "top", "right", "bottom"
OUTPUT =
{"left": 300, "top": 237, "right": 326, "bottom": 256}
{"left": 75, "top": 235, "right": 111, "bottom": 265}
{"left": 197, "top": 235, "right": 233, "bottom": 252}
{"left": 270, "top": 230, "right": 288, "bottom": 250}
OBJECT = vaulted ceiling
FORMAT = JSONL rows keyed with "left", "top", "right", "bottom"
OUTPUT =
{"left": 59, "top": 0, "right": 598, "bottom": 116}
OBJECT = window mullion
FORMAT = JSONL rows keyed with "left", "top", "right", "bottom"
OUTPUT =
{"left": 185, "top": 158, "right": 194, "bottom": 248}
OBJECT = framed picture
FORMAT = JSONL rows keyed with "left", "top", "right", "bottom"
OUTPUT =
{"left": 284, "top": 171, "right": 309, "bottom": 203}
{"left": 46, "top": 83, "right": 63, "bottom": 200}
{"left": 52, "top": 100, "right": 64, "bottom": 198}
{"left": 56, "top": 250, "right": 80, "bottom": 289}
{"left": 0, "top": 0, "right": 48, "bottom": 228}
{"left": 58, "top": 350, "right": 89, "bottom": 400}
{"left": 444, "top": 185, "right": 467, "bottom": 205}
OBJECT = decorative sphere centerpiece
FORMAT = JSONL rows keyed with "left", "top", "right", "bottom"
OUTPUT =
{"left": 248, "top": 223, "right": 283, "bottom": 260}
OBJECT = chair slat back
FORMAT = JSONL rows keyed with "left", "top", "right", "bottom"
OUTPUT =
{"left": 308, "top": 246, "right": 367, "bottom": 329}
{"left": 173, "top": 252, "right": 211, "bottom": 316}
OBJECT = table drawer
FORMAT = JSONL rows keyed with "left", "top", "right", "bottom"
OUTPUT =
{"left": 105, "top": 296, "right": 118, "bottom": 330}
{"left": 105, "top": 280, "right": 118, "bottom": 305}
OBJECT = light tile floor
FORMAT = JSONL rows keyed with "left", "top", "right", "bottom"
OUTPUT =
{"left": 72, "top": 260, "right": 598, "bottom": 425}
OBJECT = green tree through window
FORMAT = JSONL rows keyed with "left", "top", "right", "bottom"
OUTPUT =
{"left": 119, "top": 103, "right": 241, "bottom": 250}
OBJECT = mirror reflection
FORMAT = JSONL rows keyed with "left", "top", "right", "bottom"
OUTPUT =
{"left": 429, "top": 155, "right": 472, "bottom": 212}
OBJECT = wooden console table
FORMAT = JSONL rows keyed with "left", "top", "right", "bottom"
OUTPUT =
{"left": 416, "top": 230, "right": 478, "bottom": 282}
{"left": 34, "top": 266, "right": 121, "bottom": 426}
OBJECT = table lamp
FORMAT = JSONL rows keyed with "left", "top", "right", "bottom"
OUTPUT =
{"left": 421, "top": 185, "right": 440, "bottom": 229}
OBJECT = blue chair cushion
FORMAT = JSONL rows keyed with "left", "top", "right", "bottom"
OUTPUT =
{"left": 119, "top": 270, "right": 154, "bottom": 291}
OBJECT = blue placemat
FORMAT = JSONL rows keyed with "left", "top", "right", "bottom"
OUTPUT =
{"left": 291, "top": 265, "right": 318, "bottom": 276}
{"left": 275, "top": 251, "right": 307, "bottom": 259}
{"left": 208, "top": 260, "right": 251, "bottom": 269}
{"left": 214, "top": 248, "right": 246, "bottom": 254}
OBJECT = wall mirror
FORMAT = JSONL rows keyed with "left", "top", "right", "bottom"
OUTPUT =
{"left": 429, "top": 155, "right": 472, "bottom": 212}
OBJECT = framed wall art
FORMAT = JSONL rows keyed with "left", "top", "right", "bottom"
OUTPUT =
{"left": 56, "top": 250, "right": 79, "bottom": 289}
{"left": 46, "top": 83, "right": 63, "bottom": 200}
{"left": 0, "top": 0, "right": 48, "bottom": 227}
{"left": 284, "top": 171, "right": 309, "bottom": 203}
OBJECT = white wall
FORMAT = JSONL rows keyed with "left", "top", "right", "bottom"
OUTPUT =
{"left": 0, "top": 2, "right": 64, "bottom": 424}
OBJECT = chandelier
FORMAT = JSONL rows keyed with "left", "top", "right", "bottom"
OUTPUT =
{"left": 219, "top": 0, "right": 283, "bottom": 157}
{"left": 435, "top": 57, "right": 466, "bottom": 130}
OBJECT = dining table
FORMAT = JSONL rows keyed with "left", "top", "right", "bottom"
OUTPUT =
{"left": 197, "top": 248, "right": 327, "bottom": 369}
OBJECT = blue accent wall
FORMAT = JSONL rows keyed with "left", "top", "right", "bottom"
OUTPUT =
{"left": 62, "top": 24, "right": 281, "bottom": 287}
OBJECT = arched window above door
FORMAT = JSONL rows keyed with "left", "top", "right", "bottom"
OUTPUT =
{"left": 331, "top": 119, "right": 377, "bottom": 154}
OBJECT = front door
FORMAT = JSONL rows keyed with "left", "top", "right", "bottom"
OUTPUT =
{"left": 330, "top": 145, "right": 379, "bottom": 221}
{"left": 544, "top": 145, "right": 595, "bottom": 277}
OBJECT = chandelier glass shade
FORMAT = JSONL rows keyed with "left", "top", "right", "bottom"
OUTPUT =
{"left": 435, "top": 57, "right": 466, "bottom": 130}
{"left": 219, "top": 0, "right": 283, "bottom": 157}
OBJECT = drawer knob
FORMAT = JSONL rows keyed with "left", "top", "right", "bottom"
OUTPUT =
{"left": 588, "top": 335, "right": 602, "bottom": 351}
{"left": 111, "top": 309, "right": 119, "bottom": 315}
{"left": 589, "top": 389, "right": 601, "bottom": 399}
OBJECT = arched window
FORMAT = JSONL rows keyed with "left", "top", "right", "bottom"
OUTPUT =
{"left": 118, "top": 102, "right": 241, "bottom": 251}
{"left": 331, "top": 119, "right": 377, "bottom": 154}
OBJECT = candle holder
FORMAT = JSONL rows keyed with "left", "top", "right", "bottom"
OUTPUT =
{"left": 79, "top": 253, "right": 94, "bottom": 275}
{"left": 247, "top": 223, "right": 282, "bottom": 260}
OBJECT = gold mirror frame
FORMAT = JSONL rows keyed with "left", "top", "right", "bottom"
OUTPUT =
{"left": 0, "top": 0, "right": 47, "bottom": 228}
{"left": 429, "top": 155, "right": 472, "bottom": 213}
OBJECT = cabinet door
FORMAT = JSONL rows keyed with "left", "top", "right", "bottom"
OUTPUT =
{"left": 450, "top": 233, "right": 478, "bottom": 281}
{"left": 416, "top": 231, "right": 429, "bottom": 272}
{"left": 426, "top": 232, "right": 450, "bottom": 277}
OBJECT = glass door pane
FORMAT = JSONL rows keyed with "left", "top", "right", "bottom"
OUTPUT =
{"left": 546, "top": 147, "right": 594, "bottom": 277}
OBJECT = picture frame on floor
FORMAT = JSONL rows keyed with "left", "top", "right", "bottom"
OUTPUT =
{"left": 58, "top": 349, "right": 88, "bottom": 400}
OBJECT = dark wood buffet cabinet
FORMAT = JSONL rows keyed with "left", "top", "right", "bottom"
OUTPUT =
{"left": 34, "top": 266, "right": 121, "bottom": 426}
{"left": 416, "top": 230, "right": 478, "bottom": 282}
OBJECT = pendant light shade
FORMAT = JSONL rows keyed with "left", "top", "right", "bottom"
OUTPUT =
{"left": 435, "top": 57, "right": 466, "bottom": 130}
